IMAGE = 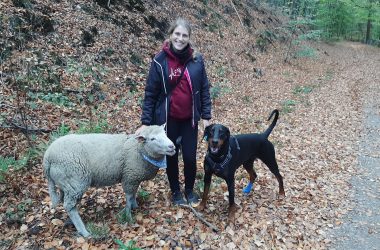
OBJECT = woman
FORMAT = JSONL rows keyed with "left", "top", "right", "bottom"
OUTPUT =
{"left": 135, "top": 17, "right": 212, "bottom": 205}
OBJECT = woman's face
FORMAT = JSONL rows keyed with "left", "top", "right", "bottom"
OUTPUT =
{"left": 170, "top": 25, "right": 190, "bottom": 51}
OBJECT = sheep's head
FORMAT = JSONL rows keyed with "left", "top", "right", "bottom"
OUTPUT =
{"left": 136, "top": 124, "right": 176, "bottom": 157}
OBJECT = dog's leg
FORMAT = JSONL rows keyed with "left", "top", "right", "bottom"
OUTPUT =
{"left": 242, "top": 160, "right": 257, "bottom": 194}
{"left": 275, "top": 174, "right": 285, "bottom": 196}
{"left": 198, "top": 171, "right": 212, "bottom": 211}
{"left": 260, "top": 144, "right": 285, "bottom": 197}
{"left": 226, "top": 177, "right": 238, "bottom": 224}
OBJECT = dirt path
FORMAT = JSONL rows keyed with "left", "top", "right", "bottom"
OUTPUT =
{"left": 326, "top": 42, "right": 380, "bottom": 249}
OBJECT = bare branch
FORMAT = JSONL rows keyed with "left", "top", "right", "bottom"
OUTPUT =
{"left": 2, "top": 122, "right": 51, "bottom": 134}
{"left": 230, "top": 0, "right": 244, "bottom": 28}
{"left": 179, "top": 204, "right": 219, "bottom": 232}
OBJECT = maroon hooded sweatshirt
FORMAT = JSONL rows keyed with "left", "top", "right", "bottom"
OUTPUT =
{"left": 163, "top": 41, "right": 193, "bottom": 120}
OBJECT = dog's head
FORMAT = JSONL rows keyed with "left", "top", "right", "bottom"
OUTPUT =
{"left": 203, "top": 124, "right": 230, "bottom": 155}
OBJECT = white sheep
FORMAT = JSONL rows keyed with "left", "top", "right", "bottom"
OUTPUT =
{"left": 43, "top": 124, "right": 175, "bottom": 237}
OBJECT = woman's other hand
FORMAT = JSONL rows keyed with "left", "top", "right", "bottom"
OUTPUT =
{"left": 202, "top": 119, "right": 210, "bottom": 130}
{"left": 135, "top": 125, "right": 147, "bottom": 135}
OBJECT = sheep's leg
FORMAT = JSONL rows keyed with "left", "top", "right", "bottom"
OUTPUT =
{"left": 61, "top": 182, "right": 91, "bottom": 237}
{"left": 122, "top": 181, "right": 139, "bottom": 210}
{"left": 63, "top": 194, "right": 90, "bottom": 237}
{"left": 122, "top": 183, "right": 139, "bottom": 222}
{"left": 127, "top": 193, "right": 138, "bottom": 209}
{"left": 67, "top": 207, "right": 90, "bottom": 237}
{"left": 47, "top": 178, "right": 62, "bottom": 207}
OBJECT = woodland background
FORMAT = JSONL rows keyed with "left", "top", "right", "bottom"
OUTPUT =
{"left": 1, "top": 0, "right": 380, "bottom": 249}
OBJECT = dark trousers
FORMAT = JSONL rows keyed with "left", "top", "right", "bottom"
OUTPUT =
{"left": 166, "top": 118, "right": 198, "bottom": 193}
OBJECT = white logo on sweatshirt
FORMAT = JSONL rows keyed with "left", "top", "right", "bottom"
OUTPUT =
{"left": 169, "top": 68, "right": 181, "bottom": 80}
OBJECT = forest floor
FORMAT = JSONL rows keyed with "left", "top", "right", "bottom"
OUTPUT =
{"left": 1, "top": 41, "right": 379, "bottom": 250}
{"left": 1, "top": 1, "right": 380, "bottom": 247}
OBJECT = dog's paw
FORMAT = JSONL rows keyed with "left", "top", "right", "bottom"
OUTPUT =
{"left": 242, "top": 182, "right": 253, "bottom": 194}
{"left": 277, "top": 192, "right": 285, "bottom": 200}
{"left": 197, "top": 203, "right": 206, "bottom": 211}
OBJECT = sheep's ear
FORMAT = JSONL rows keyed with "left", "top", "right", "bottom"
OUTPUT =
{"left": 161, "top": 123, "right": 166, "bottom": 130}
{"left": 136, "top": 134, "right": 146, "bottom": 143}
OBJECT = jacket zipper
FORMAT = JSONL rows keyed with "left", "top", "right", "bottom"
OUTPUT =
{"left": 153, "top": 58, "right": 168, "bottom": 132}
{"left": 184, "top": 68, "right": 195, "bottom": 127}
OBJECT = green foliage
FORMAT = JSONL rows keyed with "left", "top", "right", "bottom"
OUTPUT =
{"left": 296, "top": 45, "right": 317, "bottom": 58}
{"left": 27, "top": 92, "right": 74, "bottom": 107}
{"left": 6, "top": 123, "right": 73, "bottom": 178}
{"left": 324, "top": 69, "right": 334, "bottom": 81}
{"left": 293, "top": 85, "right": 314, "bottom": 95}
{"left": 0, "top": 42, "right": 12, "bottom": 64}
{"left": 271, "top": 0, "right": 380, "bottom": 45}
{"left": 242, "top": 95, "right": 252, "bottom": 103}
{"left": 195, "top": 172, "right": 205, "bottom": 195}
{"left": 12, "top": 0, "right": 33, "bottom": 9}
{"left": 325, "top": 0, "right": 378, "bottom": 42}
{"left": 130, "top": 52, "right": 143, "bottom": 66}
{"left": 86, "top": 222, "right": 110, "bottom": 240}
{"left": 66, "top": 59, "right": 108, "bottom": 99}
{"left": 281, "top": 99, "right": 297, "bottom": 113}
{"left": 216, "top": 66, "right": 226, "bottom": 77}
{"left": 0, "top": 157, "right": 18, "bottom": 181}
{"left": 5, "top": 198, "right": 33, "bottom": 224}
{"left": 51, "top": 123, "right": 71, "bottom": 139}
{"left": 210, "top": 82, "right": 230, "bottom": 101}
{"left": 137, "top": 188, "right": 150, "bottom": 202}
{"left": 14, "top": 60, "right": 62, "bottom": 93}
{"left": 116, "top": 208, "right": 135, "bottom": 224}
{"left": 126, "top": 78, "right": 139, "bottom": 93}
{"left": 256, "top": 30, "right": 278, "bottom": 52}
{"left": 0, "top": 155, "right": 30, "bottom": 182}
{"left": 282, "top": 18, "right": 321, "bottom": 62}
{"left": 114, "top": 239, "right": 141, "bottom": 250}
{"left": 137, "top": 96, "right": 144, "bottom": 108}
{"left": 315, "top": 0, "right": 354, "bottom": 40}
{"left": 207, "top": 23, "right": 219, "bottom": 33}
{"left": 77, "top": 113, "right": 110, "bottom": 134}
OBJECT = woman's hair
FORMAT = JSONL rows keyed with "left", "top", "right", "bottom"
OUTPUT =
{"left": 168, "top": 17, "right": 192, "bottom": 37}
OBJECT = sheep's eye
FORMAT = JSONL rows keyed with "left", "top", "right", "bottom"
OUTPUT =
{"left": 150, "top": 137, "right": 156, "bottom": 141}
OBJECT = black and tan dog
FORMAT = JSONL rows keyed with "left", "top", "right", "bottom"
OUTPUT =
{"left": 198, "top": 109, "right": 285, "bottom": 223}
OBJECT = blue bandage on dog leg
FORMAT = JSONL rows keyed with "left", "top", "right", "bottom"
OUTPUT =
{"left": 243, "top": 182, "right": 253, "bottom": 194}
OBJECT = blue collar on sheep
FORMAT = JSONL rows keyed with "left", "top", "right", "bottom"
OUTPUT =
{"left": 141, "top": 153, "right": 167, "bottom": 169}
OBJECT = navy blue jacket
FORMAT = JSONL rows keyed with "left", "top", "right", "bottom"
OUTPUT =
{"left": 141, "top": 50, "right": 212, "bottom": 126}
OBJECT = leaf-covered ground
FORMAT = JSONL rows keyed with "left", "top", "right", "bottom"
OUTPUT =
{"left": 1, "top": 0, "right": 380, "bottom": 249}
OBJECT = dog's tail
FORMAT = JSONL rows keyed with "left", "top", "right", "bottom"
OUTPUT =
{"left": 263, "top": 109, "right": 279, "bottom": 138}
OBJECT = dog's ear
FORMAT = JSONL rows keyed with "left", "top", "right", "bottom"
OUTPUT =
{"left": 203, "top": 124, "right": 212, "bottom": 142}
{"left": 224, "top": 125, "right": 231, "bottom": 140}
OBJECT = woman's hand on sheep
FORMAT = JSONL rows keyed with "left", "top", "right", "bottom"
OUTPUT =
{"left": 135, "top": 125, "right": 147, "bottom": 135}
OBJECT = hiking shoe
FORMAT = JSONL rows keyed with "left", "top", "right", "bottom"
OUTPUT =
{"left": 185, "top": 190, "right": 200, "bottom": 204}
{"left": 172, "top": 190, "right": 186, "bottom": 205}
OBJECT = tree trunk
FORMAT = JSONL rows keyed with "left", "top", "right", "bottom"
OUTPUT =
{"left": 365, "top": 15, "right": 371, "bottom": 44}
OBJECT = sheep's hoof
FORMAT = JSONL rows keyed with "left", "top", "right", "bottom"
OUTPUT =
{"left": 76, "top": 230, "right": 91, "bottom": 238}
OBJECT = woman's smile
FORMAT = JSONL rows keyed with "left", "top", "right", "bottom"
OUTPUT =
{"left": 170, "top": 25, "right": 190, "bottom": 51}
